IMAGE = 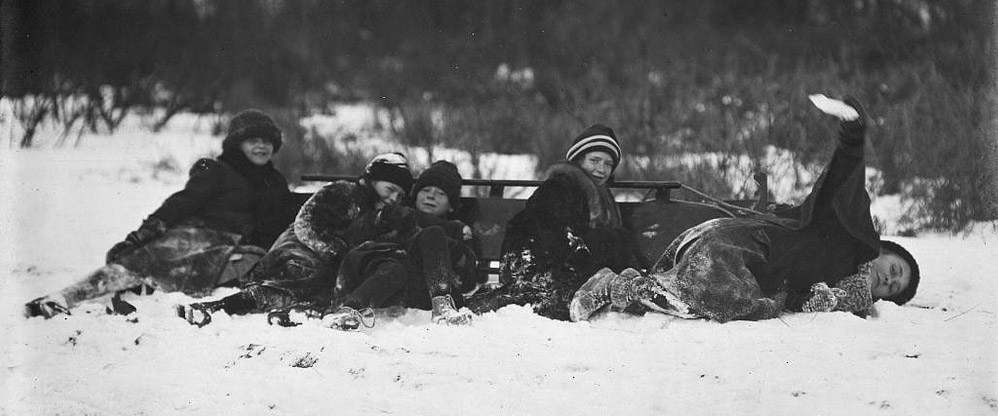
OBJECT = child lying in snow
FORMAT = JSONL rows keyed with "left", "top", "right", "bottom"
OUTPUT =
{"left": 569, "top": 96, "right": 921, "bottom": 323}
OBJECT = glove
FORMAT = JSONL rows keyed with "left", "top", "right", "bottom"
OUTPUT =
{"left": 438, "top": 220, "right": 472, "bottom": 241}
{"left": 801, "top": 282, "right": 848, "bottom": 313}
{"left": 105, "top": 217, "right": 167, "bottom": 264}
{"left": 106, "top": 241, "right": 138, "bottom": 264}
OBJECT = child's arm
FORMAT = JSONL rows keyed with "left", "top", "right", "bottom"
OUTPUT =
{"left": 149, "top": 158, "right": 223, "bottom": 226}
{"left": 294, "top": 181, "right": 362, "bottom": 256}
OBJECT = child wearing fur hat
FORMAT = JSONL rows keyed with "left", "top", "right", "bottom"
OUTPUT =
{"left": 466, "top": 124, "right": 636, "bottom": 321}
{"left": 25, "top": 109, "right": 295, "bottom": 318}
{"left": 177, "top": 153, "right": 424, "bottom": 326}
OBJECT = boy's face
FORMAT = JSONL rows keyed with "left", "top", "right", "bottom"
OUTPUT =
{"left": 869, "top": 252, "right": 911, "bottom": 299}
{"left": 415, "top": 185, "right": 451, "bottom": 217}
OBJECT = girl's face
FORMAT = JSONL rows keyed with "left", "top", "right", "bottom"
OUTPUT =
{"left": 577, "top": 150, "right": 614, "bottom": 185}
{"left": 240, "top": 137, "right": 275, "bottom": 166}
{"left": 371, "top": 180, "right": 406, "bottom": 209}
{"left": 869, "top": 251, "right": 912, "bottom": 299}
{"left": 415, "top": 185, "right": 451, "bottom": 217}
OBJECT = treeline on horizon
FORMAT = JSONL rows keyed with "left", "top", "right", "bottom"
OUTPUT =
{"left": 1, "top": 0, "right": 995, "bottom": 231}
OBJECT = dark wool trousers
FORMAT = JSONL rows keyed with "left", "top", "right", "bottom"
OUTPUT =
{"left": 337, "top": 225, "right": 463, "bottom": 311}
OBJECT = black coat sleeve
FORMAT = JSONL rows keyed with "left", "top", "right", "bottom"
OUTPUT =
{"left": 247, "top": 171, "right": 296, "bottom": 248}
{"left": 525, "top": 173, "right": 589, "bottom": 231}
{"left": 807, "top": 124, "right": 867, "bottom": 222}
{"left": 773, "top": 120, "right": 880, "bottom": 259}
{"left": 150, "top": 159, "right": 222, "bottom": 226}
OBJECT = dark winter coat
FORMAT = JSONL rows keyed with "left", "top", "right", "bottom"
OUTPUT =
{"left": 247, "top": 180, "right": 384, "bottom": 285}
{"left": 151, "top": 153, "right": 293, "bottom": 249}
{"left": 115, "top": 155, "right": 292, "bottom": 295}
{"left": 755, "top": 120, "right": 880, "bottom": 309}
{"left": 646, "top": 122, "right": 880, "bottom": 322}
{"left": 233, "top": 180, "right": 408, "bottom": 314}
{"left": 475, "top": 163, "right": 634, "bottom": 320}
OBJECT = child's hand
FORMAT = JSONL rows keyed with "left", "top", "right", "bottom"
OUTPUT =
{"left": 437, "top": 220, "right": 473, "bottom": 241}
{"left": 802, "top": 282, "right": 838, "bottom": 313}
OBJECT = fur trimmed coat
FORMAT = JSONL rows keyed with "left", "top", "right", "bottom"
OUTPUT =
{"left": 471, "top": 163, "right": 634, "bottom": 320}
{"left": 248, "top": 180, "right": 383, "bottom": 284}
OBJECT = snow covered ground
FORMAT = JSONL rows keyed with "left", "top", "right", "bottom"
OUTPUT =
{"left": 1, "top": 110, "right": 996, "bottom": 415}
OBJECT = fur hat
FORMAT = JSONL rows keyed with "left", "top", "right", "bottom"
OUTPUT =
{"left": 879, "top": 240, "right": 920, "bottom": 305}
{"left": 414, "top": 161, "right": 463, "bottom": 209}
{"left": 363, "top": 152, "right": 414, "bottom": 192}
{"left": 223, "top": 109, "right": 283, "bottom": 153}
{"left": 566, "top": 124, "right": 621, "bottom": 170}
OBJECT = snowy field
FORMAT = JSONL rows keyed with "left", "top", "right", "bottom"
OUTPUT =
{"left": 2, "top": 110, "right": 997, "bottom": 415}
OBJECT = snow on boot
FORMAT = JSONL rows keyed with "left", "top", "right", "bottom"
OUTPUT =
{"left": 612, "top": 268, "right": 656, "bottom": 307}
{"left": 569, "top": 267, "right": 646, "bottom": 322}
{"left": 321, "top": 306, "right": 375, "bottom": 331}
{"left": 431, "top": 294, "right": 473, "bottom": 326}
{"left": 569, "top": 268, "right": 618, "bottom": 322}
{"left": 177, "top": 303, "right": 213, "bottom": 327}
{"left": 23, "top": 294, "right": 71, "bottom": 319}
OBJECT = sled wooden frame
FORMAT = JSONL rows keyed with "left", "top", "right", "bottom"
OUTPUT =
{"left": 301, "top": 174, "right": 684, "bottom": 199}
{"left": 298, "top": 174, "right": 740, "bottom": 283}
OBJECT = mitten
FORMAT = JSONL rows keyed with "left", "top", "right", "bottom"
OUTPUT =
{"left": 801, "top": 282, "right": 847, "bottom": 313}
{"left": 105, "top": 217, "right": 168, "bottom": 263}
{"left": 439, "top": 220, "right": 473, "bottom": 241}
{"left": 105, "top": 241, "right": 138, "bottom": 264}
{"left": 829, "top": 264, "right": 875, "bottom": 313}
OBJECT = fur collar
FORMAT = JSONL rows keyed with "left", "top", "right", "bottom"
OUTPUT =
{"left": 544, "top": 163, "right": 622, "bottom": 228}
